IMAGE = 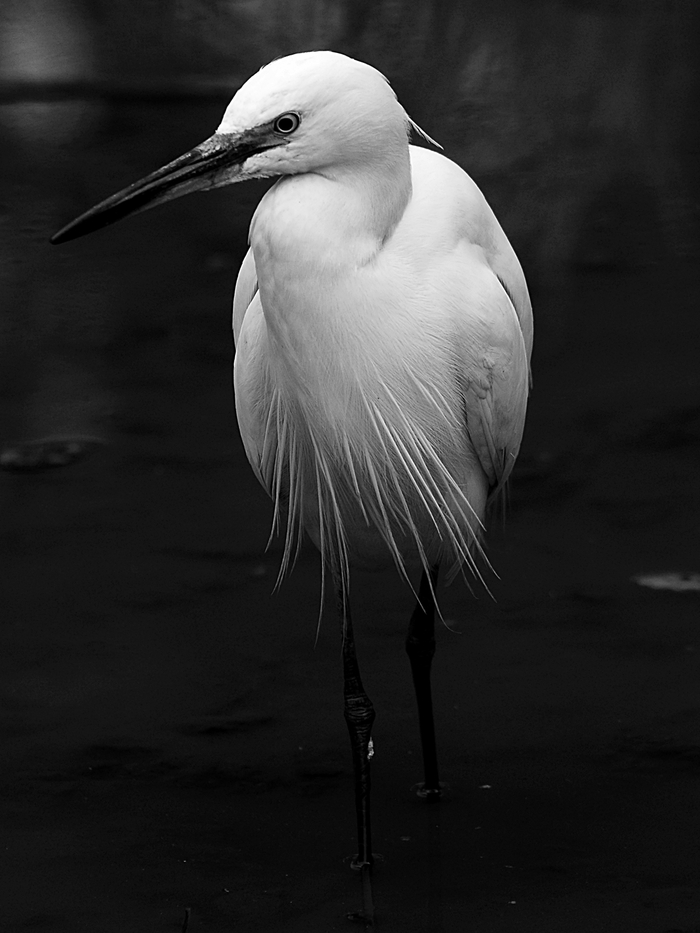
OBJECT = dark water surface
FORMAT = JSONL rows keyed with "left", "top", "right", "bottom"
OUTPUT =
{"left": 1, "top": 93, "right": 700, "bottom": 933}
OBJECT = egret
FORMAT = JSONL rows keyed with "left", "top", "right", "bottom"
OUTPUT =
{"left": 52, "top": 50, "right": 532, "bottom": 926}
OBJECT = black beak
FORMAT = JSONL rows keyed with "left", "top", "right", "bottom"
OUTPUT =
{"left": 51, "top": 125, "right": 279, "bottom": 244}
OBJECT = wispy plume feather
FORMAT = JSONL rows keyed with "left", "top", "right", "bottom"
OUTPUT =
{"left": 257, "top": 363, "right": 492, "bottom": 608}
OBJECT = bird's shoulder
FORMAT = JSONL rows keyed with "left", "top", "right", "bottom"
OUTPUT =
{"left": 406, "top": 145, "right": 533, "bottom": 364}
{"left": 407, "top": 146, "right": 496, "bottom": 251}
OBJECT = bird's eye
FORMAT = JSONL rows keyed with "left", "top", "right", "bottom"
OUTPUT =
{"left": 273, "top": 112, "right": 301, "bottom": 135}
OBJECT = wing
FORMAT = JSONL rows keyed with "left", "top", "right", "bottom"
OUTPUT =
{"left": 457, "top": 263, "right": 530, "bottom": 501}
{"left": 485, "top": 236, "right": 533, "bottom": 376}
{"left": 232, "top": 247, "right": 259, "bottom": 345}
{"left": 408, "top": 145, "right": 533, "bottom": 380}
{"left": 232, "top": 246, "right": 268, "bottom": 492}
{"left": 420, "top": 148, "right": 532, "bottom": 497}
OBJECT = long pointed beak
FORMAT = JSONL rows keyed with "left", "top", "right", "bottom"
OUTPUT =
{"left": 51, "top": 125, "right": 278, "bottom": 244}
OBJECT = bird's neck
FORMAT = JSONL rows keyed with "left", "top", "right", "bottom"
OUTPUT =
{"left": 318, "top": 148, "right": 413, "bottom": 246}
{"left": 248, "top": 151, "right": 411, "bottom": 400}
{"left": 252, "top": 147, "right": 411, "bottom": 265}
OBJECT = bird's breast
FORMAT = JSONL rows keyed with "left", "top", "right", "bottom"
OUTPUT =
{"left": 234, "top": 246, "right": 488, "bottom": 582}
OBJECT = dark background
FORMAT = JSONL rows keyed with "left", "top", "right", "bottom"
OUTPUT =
{"left": 1, "top": 2, "right": 699, "bottom": 931}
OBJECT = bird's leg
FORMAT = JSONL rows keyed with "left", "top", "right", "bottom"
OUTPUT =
{"left": 335, "top": 577, "right": 376, "bottom": 925}
{"left": 406, "top": 565, "right": 442, "bottom": 797}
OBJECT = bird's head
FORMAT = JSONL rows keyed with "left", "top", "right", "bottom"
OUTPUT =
{"left": 51, "top": 51, "right": 413, "bottom": 244}
{"left": 217, "top": 51, "right": 411, "bottom": 178}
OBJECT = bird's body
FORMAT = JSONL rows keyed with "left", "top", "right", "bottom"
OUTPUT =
{"left": 234, "top": 138, "right": 531, "bottom": 585}
{"left": 51, "top": 50, "right": 532, "bottom": 926}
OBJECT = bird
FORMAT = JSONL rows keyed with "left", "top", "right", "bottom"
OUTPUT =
{"left": 52, "top": 50, "right": 533, "bottom": 926}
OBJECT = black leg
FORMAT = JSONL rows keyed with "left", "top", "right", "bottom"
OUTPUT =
{"left": 336, "top": 579, "right": 376, "bottom": 926}
{"left": 406, "top": 565, "right": 442, "bottom": 797}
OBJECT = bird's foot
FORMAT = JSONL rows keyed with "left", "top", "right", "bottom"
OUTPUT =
{"left": 349, "top": 853, "right": 381, "bottom": 871}
{"left": 412, "top": 781, "right": 448, "bottom": 799}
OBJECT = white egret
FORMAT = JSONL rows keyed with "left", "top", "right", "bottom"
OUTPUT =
{"left": 52, "top": 50, "right": 532, "bottom": 926}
